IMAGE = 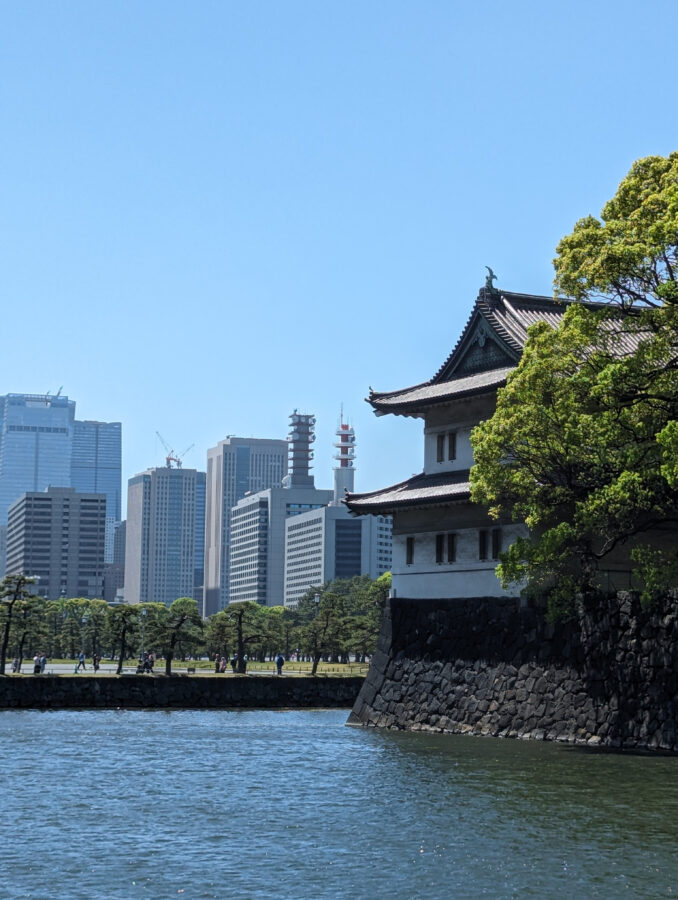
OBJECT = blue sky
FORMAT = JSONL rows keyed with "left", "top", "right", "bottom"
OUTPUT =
{"left": 1, "top": 1, "right": 676, "bottom": 510}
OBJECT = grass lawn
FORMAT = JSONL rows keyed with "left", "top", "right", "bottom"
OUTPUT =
{"left": 21, "top": 659, "right": 369, "bottom": 677}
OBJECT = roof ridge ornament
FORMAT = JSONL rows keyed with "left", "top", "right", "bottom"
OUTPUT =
{"left": 484, "top": 266, "right": 499, "bottom": 295}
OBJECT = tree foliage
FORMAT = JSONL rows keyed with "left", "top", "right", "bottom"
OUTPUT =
{"left": 471, "top": 153, "right": 678, "bottom": 616}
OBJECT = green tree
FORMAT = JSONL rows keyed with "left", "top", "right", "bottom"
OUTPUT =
{"left": 0, "top": 575, "right": 39, "bottom": 674}
{"left": 149, "top": 597, "right": 203, "bottom": 676}
{"left": 108, "top": 604, "right": 140, "bottom": 674}
{"left": 10, "top": 594, "right": 49, "bottom": 670}
{"left": 471, "top": 153, "right": 678, "bottom": 616}
{"left": 220, "top": 601, "right": 264, "bottom": 673}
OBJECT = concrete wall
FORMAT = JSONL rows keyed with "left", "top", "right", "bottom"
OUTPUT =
{"left": 349, "top": 594, "right": 678, "bottom": 752}
{"left": 0, "top": 675, "right": 363, "bottom": 710}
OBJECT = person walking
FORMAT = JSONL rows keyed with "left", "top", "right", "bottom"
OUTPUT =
{"left": 33, "top": 654, "right": 41, "bottom": 675}
{"left": 40, "top": 653, "right": 47, "bottom": 674}
{"left": 77, "top": 651, "right": 86, "bottom": 671}
{"left": 92, "top": 653, "right": 100, "bottom": 673}
{"left": 275, "top": 653, "right": 285, "bottom": 676}
{"left": 214, "top": 653, "right": 220, "bottom": 674}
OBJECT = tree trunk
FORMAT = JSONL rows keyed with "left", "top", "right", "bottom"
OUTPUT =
{"left": 116, "top": 626, "right": 127, "bottom": 675}
{"left": 0, "top": 598, "right": 18, "bottom": 676}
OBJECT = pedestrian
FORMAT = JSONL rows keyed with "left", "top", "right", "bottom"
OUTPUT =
{"left": 275, "top": 653, "right": 285, "bottom": 676}
{"left": 214, "top": 653, "right": 220, "bottom": 674}
{"left": 77, "top": 651, "right": 86, "bottom": 671}
{"left": 11, "top": 658, "right": 19, "bottom": 674}
{"left": 33, "top": 654, "right": 41, "bottom": 675}
{"left": 92, "top": 653, "right": 100, "bottom": 673}
{"left": 230, "top": 654, "right": 237, "bottom": 674}
{"left": 219, "top": 656, "right": 227, "bottom": 673}
{"left": 147, "top": 651, "right": 155, "bottom": 672}
{"left": 40, "top": 653, "right": 47, "bottom": 674}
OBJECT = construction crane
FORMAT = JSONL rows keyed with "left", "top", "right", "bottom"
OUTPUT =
{"left": 155, "top": 432, "right": 195, "bottom": 469}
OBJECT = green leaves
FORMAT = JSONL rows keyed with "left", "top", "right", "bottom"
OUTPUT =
{"left": 554, "top": 153, "right": 678, "bottom": 308}
{"left": 471, "top": 153, "right": 678, "bottom": 616}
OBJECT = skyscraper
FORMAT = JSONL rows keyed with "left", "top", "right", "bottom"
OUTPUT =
{"left": 203, "top": 436, "right": 288, "bottom": 616}
{"left": 0, "top": 393, "right": 75, "bottom": 524}
{"left": 125, "top": 466, "right": 206, "bottom": 607}
{"left": 0, "top": 393, "right": 121, "bottom": 573}
{"left": 71, "top": 420, "right": 122, "bottom": 562}
{"left": 229, "top": 413, "right": 333, "bottom": 607}
{"left": 6, "top": 487, "right": 106, "bottom": 600}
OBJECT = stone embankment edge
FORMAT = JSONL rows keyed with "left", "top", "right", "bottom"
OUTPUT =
{"left": 347, "top": 594, "right": 678, "bottom": 753}
{"left": 0, "top": 675, "right": 364, "bottom": 710}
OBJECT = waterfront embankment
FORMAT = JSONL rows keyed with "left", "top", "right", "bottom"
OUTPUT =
{"left": 349, "top": 592, "right": 678, "bottom": 751}
{"left": 0, "top": 674, "right": 363, "bottom": 709}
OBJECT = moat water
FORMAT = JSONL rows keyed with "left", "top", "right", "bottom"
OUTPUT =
{"left": 1, "top": 709, "right": 677, "bottom": 898}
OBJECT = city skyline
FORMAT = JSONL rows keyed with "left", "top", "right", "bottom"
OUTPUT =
{"left": 4, "top": 3, "right": 675, "bottom": 516}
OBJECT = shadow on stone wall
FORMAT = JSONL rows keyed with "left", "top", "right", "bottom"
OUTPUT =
{"left": 348, "top": 594, "right": 678, "bottom": 752}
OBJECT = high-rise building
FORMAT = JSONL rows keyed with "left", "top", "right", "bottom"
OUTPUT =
{"left": 283, "top": 509, "right": 392, "bottom": 606}
{"left": 125, "top": 466, "right": 206, "bottom": 607}
{"left": 229, "top": 413, "right": 333, "bottom": 606}
{"left": 6, "top": 487, "right": 106, "bottom": 600}
{"left": 104, "top": 520, "right": 126, "bottom": 604}
{"left": 283, "top": 417, "right": 392, "bottom": 605}
{"left": 71, "top": 420, "right": 122, "bottom": 563}
{"left": 0, "top": 394, "right": 75, "bottom": 525}
{"left": 0, "top": 393, "right": 121, "bottom": 573}
{"left": 203, "top": 435, "right": 288, "bottom": 616}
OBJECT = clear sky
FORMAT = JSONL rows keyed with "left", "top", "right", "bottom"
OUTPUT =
{"left": 2, "top": 1, "right": 676, "bottom": 511}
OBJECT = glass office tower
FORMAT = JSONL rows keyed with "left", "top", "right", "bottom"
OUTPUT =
{"left": 71, "top": 420, "right": 122, "bottom": 562}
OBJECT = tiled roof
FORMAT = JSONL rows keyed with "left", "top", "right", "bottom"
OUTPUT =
{"left": 345, "top": 470, "right": 471, "bottom": 514}
{"left": 368, "top": 289, "right": 633, "bottom": 415}
{"left": 369, "top": 367, "right": 513, "bottom": 414}
{"left": 431, "top": 290, "right": 571, "bottom": 381}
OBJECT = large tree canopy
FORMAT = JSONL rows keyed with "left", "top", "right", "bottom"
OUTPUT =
{"left": 471, "top": 153, "right": 678, "bottom": 615}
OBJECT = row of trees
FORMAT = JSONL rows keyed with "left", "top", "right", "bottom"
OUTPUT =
{"left": 0, "top": 572, "right": 390, "bottom": 676}
{"left": 471, "top": 152, "right": 678, "bottom": 617}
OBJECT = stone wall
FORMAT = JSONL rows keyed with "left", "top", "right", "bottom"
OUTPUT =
{"left": 348, "top": 594, "right": 678, "bottom": 751}
{"left": 0, "top": 675, "right": 363, "bottom": 710}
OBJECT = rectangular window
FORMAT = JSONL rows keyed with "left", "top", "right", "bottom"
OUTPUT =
{"left": 491, "top": 528, "right": 501, "bottom": 560}
{"left": 447, "top": 432, "right": 457, "bottom": 461}
{"left": 447, "top": 533, "right": 456, "bottom": 563}
{"left": 436, "top": 434, "right": 445, "bottom": 463}
{"left": 406, "top": 537, "right": 415, "bottom": 565}
{"left": 435, "top": 534, "right": 445, "bottom": 564}
{"left": 478, "top": 529, "right": 488, "bottom": 561}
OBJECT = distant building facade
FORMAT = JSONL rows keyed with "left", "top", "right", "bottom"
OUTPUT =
{"left": 283, "top": 417, "right": 392, "bottom": 606}
{"left": 125, "top": 466, "right": 206, "bottom": 607}
{"left": 71, "top": 420, "right": 122, "bottom": 563}
{"left": 284, "top": 508, "right": 392, "bottom": 605}
{"left": 228, "top": 413, "right": 333, "bottom": 606}
{"left": 6, "top": 487, "right": 106, "bottom": 600}
{"left": 0, "top": 393, "right": 121, "bottom": 573}
{"left": 203, "top": 436, "right": 288, "bottom": 616}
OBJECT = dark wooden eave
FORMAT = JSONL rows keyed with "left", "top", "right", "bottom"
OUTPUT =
{"left": 345, "top": 470, "right": 471, "bottom": 515}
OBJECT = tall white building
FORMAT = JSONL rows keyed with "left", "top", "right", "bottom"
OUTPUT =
{"left": 203, "top": 436, "right": 287, "bottom": 616}
{"left": 125, "top": 466, "right": 205, "bottom": 607}
{"left": 228, "top": 412, "right": 332, "bottom": 606}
